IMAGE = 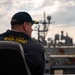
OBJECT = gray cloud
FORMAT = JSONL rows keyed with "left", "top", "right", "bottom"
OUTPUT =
{"left": 0, "top": 0, "right": 75, "bottom": 32}
{"left": 51, "top": 0, "right": 75, "bottom": 25}
{"left": 52, "top": 9, "right": 75, "bottom": 24}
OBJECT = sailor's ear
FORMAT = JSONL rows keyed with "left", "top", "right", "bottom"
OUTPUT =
{"left": 23, "top": 22, "right": 27, "bottom": 31}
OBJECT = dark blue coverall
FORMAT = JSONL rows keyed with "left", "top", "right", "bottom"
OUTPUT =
{"left": 0, "top": 30, "right": 46, "bottom": 75}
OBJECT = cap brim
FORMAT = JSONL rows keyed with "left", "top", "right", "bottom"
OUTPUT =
{"left": 32, "top": 20, "right": 39, "bottom": 24}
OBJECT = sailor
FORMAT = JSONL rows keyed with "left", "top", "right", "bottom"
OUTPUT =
{"left": 0, "top": 11, "right": 46, "bottom": 75}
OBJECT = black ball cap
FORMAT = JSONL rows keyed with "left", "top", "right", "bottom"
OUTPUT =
{"left": 10, "top": 11, "right": 38, "bottom": 26}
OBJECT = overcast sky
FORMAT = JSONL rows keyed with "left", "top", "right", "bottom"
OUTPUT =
{"left": 0, "top": 0, "right": 75, "bottom": 43}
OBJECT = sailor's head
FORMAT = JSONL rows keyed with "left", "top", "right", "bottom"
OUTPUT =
{"left": 10, "top": 11, "right": 36, "bottom": 26}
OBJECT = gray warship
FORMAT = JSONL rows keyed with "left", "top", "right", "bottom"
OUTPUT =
{"left": 33, "top": 12, "right": 75, "bottom": 75}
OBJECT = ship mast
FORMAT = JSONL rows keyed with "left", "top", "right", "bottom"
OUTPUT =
{"left": 33, "top": 12, "right": 52, "bottom": 45}
{"left": 43, "top": 12, "right": 47, "bottom": 39}
{"left": 42, "top": 12, "right": 52, "bottom": 40}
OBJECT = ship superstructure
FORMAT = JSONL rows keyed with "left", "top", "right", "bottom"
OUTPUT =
{"left": 33, "top": 12, "right": 75, "bottom": 75}
{"left": 44, "top": 30, "right": 75, "bottom": 75}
